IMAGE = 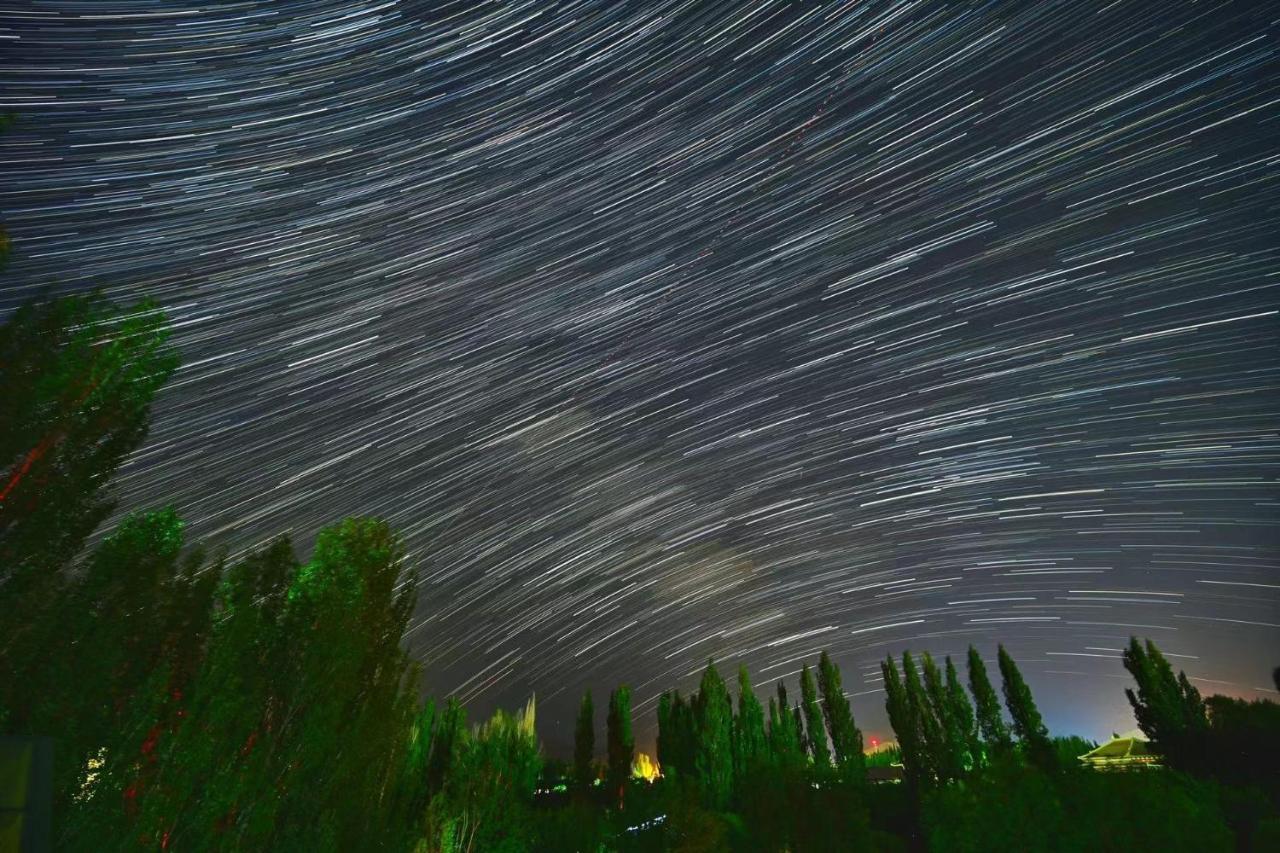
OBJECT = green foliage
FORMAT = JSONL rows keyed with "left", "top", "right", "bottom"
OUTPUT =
{"left": 903, "top": 652, "right": 944, "bottom": 785}
{"left": 607, "top": 685, "right": 634, "bottom": 804}
{"left": 658, "top": 689, "right": 699, "bottom": 782}
{"left": 766, "top": 682, "right": 805, "bottom": 771}
{"left": 733, "top": 666, "right": 766, "bottom": 780}
{"left": 1122, "top": 637, "right": 1208, "bottom": 774}
{"left": 0, "top": 292, "right": 178, "bottom": 595}
{"left": 735, "top": 765, "right": 872, "bottom": 853}
{"left": 921, "top": 652, "right": 966, "bottom": 781}
{"left": 3, "top": 508, "right": 215, "bottom": 826}
{"left": 1051, "top": 735, "right": 1097, "bottom": 769}
{"left": 882, "top": 655, "right": 927, "bottom": 793}
{"left": 530, "top": 800, "right": 606, "bottom": 851}
{"left": 998, "top": 645, "right": 1055, "bottom": 770}
{"left": 967, "top": 645, "right": 1012, "bottom": 759}
{"left": 944, "top": 655, "right": 980, "bottom": 772}
{"left": 428, "top": 698, "right": 541, "bottom": 853}
{"left": 798, "top": 664, "right": 830, "bottom": 770}
{"left": 923, "top": 762, "right": 1234, "bottom": 852}
{"left": 575, "top": 689, "right": 596, "bottom": 789}
{"left": 1202, "top": 694, "right": 1280, "bottom": 793}
{"left": 61, "top": 519, "right": 424, "bottom": 851}
{"left": 694, "top": 660, "right": 733, "bottom": 809}
{"left": 817, "top": 651, "right": 864, "bottom": 782}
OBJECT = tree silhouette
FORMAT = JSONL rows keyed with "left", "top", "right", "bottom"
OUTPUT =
{"left": 817, "top": 651, "right": 865, "bottom": 782}
{"left": 967, "top": 645, "right": 1012, "bottom": 759}
{"left": 694, "top": 660, "right": 733, "bottom": 808}
{"left": 998, "top": 645, "right": 1054, "bottom": 770}
{"left": 1122, "top": 637, "right": 1207, "bottom": 774}
{"left": 799, "top": 664, "right": 831, "bottom": 770}
{"left": 606, "top": 685, "right": 633, "bottom": 807}
{"left": 734, "top": 665, "right": 767, "bottom": 777}
{"left": 574, "top": 689, "right": 595, "bottom": 789}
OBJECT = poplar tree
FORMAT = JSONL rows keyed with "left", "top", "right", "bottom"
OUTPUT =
{"left": 967, "top": 645, "right": 1012, "bottom": 758}
{"left": 997, "top": 645, "right": 1054, "bottom": 769}
{"left": 799, "top": 664, "right": 831, "bottom": 770}
{"left": 734, "top": 665, "right": 767, "bottom": 776}
{"left": 656, "top": 690, "right": 673, "bottom": 776}
{"left": 1122, "top": 637, "right": 1207, "bottom": 773}
{"left": 921, "top": 652, "right": 965, "bottom": 781}
{"left": 944, "top": 655, "right": 980, "bottom": 772}
{"left": 902, "top": 652, "right": 943, "bottom": 784}
{"left": 817, "top": 651, "right": 865, "bottom": 781}
{"left": 574, "top": 689, "right": 595, "bottom": 788}
{"left": 606, "top": 685, "right": 634, "bottom": 805}
{"left": 664, "top": 690, "right": 697, "bottom": 779}
{"left": 695, "top": 660, "right": 733, "bottom": 807}
{"left": 882, "top": 656, "right": 926, "bottom": 793}
{"left": 768, "top": 682, "right": 804, "bottom": 770}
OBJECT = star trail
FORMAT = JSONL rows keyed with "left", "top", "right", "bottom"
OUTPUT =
{"left": 2, "top": 0, "right": 1278, "bottom": 753}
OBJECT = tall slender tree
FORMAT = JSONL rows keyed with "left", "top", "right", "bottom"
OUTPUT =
{"left": 606, "top": 685, "right": 633, "bottom": 806}
{"left": 734, "top": 665, "right": 767, "bottom": 777}
{"left": 657, "top": 690, "right": 673, "bottom": 776}
{"left": 574, "top": 689, "right": 596, "bottom": 789}
{"left": 921, "top": 652, "right": 965, "bottom": 781}
{"left": 882, "top": 655, "right": 926, "bottom": 794}
{"left": 997, "top": 645, "right": 1054, "bottom": 769}
{"left": 1122, "top": 637, "right": 1207, "bottom": 773}
{"left": 695, "top": 660, "right": 733, "bottom": 807}
{"left": 799, "top": 664, "right": 831, "bottom": 770}
{"left": 768, "top": 682, "right": 804, "bottom": 770}
{"left": 944, "top": 655, "right": 980, "bottom": 772}
{"left": 967, "top": 645, "right": 1012, "bottom": 758}
{"left": 817, "top": 651, "right": 865, "bottom": 781}
{"left": 902, "top": 652, "right": 943, "bottom": 784}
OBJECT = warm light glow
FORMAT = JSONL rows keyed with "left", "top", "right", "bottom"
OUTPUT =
{"left": 631, "top": 752, "right": 661, "bottom": 782}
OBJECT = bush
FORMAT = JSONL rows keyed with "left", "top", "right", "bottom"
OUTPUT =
{"left": 924, "top": 762, "right": 1234, "bottom": 852}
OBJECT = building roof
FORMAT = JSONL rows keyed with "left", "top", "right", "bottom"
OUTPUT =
{"left": 1079, "top": 736, "right": 1157, "bottom": 763}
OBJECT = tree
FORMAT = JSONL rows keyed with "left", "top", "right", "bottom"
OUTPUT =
{"left": 922, "top": 652, "right": 966, "bottom": 781}
{"left": 0, "top": 292, "right": 178, "bottom": 599}
{"left": 998, "top": 645, "right": 1054, "bottom": 769}
{"left": 97, "top": 518, "right": 424, "bottom": 850}
{"left": 4, "top": 508, "right": 216, "bottom": 826}
{"left": 817, "top": 651, "right": 864, "bottom": 781}
{"left": 63, "top": 533, "right": 298, "bottom": 847}
{"left": 1121, "top": 637, "right": 1207, "bottom": 774}
{"left": 882, "top": 655, "right": 926, "bottom": 796}
{"left": 902, "top": 652, "right": 943, "bottom": 784}
{"left": 967, "top": 645, "right": 1012, "bottom": 759}
{"left": 799, "top": 664, "right": 831, "bottom": 770}
{"left": 767, "top": 682, "right": 804, "bottom": 770}
{"left": 945, "top": 655, "right": 980, "bottom": 772}
{"left": 0, "top": 291, "right": 180, "bottom": 736}
{"left": 574, "top": 690, "right": 595, "bottom": 789}
{"left": 734, "top": 665, "right": 767, "bottom": 777}
{"left": 694, "top": 660, "right": 733, "bottom": 808}
{"left": 658, "top": 689, "right": 695, "bottom": 781}
{"left": 660, "top": 689, "right": 697, "bottom": 780}
{"left": 427, "top": 697, "right": 541, "bottom": 852}
{"left": 606, "top": 685, "right": 633, "bottom": 806}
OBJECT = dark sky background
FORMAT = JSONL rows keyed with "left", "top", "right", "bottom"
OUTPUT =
{"left": 2, "top": 0, "right": 1278, "bottom": 758}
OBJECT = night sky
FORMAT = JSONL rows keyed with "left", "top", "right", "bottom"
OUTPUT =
{"left": 2, "top": 0, "right": 1278, "bottom": 756}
